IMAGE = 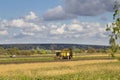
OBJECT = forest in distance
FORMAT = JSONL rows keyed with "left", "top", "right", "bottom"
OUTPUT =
{"left": 0, "top": 44, "right": 112, "bottom": 56}
{"left": 0, "top": 44, "right": 109, "bottom": 50}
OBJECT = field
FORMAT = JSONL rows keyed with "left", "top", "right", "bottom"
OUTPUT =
{"left": 0, "top": 54, "right": 120, "bottom": 80}
{"left": 0, "top": 53, "right": 117, "bottom": 64}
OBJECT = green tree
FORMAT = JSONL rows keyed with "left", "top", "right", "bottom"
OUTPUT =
{"left": 0, "top": 47, "right": 6, "bottom": 55}
{"left": 96, "top": 48, "right": 105, "bottom": 53}
{"left": 50, "top": 44, "right": 56, "bottom": 54}
{"left": 87, "top": 47, "right": 96, "bottom": 53}
{"left": 106, "top": 0, "right": 120, "bottom": 57}
{"left": 31, "top": 48, "right": 38, "bottom": 54}
{"left": 18, "top": 50, "right": 33, "bottom": 55}
{"left": 105, "top": 48, "right": 112, "bottom": 54}
{"left": 73, "top": 47, "right": 85, "bottom": 53}
{"left": 7, "top": 47, "right": 19, "bottom": 55}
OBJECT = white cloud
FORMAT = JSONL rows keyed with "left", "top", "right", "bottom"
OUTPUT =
{"left": 0, "top": 11, "right": 108, "bottom": 44}
{"left": 25, "top": 11, "right": 37, "bottom": 20}
{"left": 0, "top": 20, "right": 8, "bottom": 36}
{"left": 43, "top": 5, "right": 77, "bottom": 21}
{"left": 68, "top": 23, "right": 83, "bottom": 32}
{"left": 0, "top": 30, "right": 8, "bottom": 35}
{"left": 11, "top": 19, "right": 24, "bottom": 27}
{"left": 0, "top": 15, "right": 107, "bottom": 39}
{"left": 50, "top": 24, "right": 66, "bottom": 35}
{"left": 22, "top": 31, "right": 34, "bottom": 36}
{"left": 0, "top": 11, "right": 46, "bottom": 39}
{"left": 48, "top": 20, "right": 107, "bottom": 40}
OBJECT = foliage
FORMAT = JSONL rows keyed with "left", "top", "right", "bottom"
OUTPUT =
{"left": 96, "top": 48, "right": 106, "bottom": 53}
{"left": 18, "top": 50, "right": 34, "bottom": 55}
{"left": 105, "top": 48, "right": 112, "bottom": 53}
{"left": 73, "top": 46, "right": 85, "bottom": 53}
{"left": 45, "top": 50, "right": 52, "bottom": 54}
{"left": 31, "top": 47, "right": 51, "bottom": 54}
{"left": 0, "top": 47, "right": 6, "bottom": 55}
{"left": 7, "top": 47, "right": 19, "bottom": 55}
{"left": 106, "top": 0, "right": 120, "bottom": 57}
{"left": 50, "top": 44, "right": 56, "bottom": 54}
{"left": 87, "top": 47, "right": 96, "bottom": 53}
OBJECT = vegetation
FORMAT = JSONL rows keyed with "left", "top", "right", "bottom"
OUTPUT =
{"left": 106, "top": 0, "right": 120, "bottom": 57}
{"left": 0, "top": 53, "right": 116, "bottom": 64}
{"left": 73, "top": 47, "right": 85, "bottom": 53}
{"left": 87, "top": 47, "right": 96, "bottom": 53}
{"left": 0, "top": 46, "right": 118, "bottom": 56}
{"left": 0, "top": 59, "right": 119, "bottom": 80}
{"left": 0, "top": 47, "right": 52, "bottom": 56}
{"left": 0, "top": 46, "right": 119, "bottom": 64}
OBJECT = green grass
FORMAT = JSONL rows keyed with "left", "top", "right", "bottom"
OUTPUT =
{"left": 0, "top": 53, "right": 115, "bottom": 64}
{"left": 0, "top": 57, "right": 55, "bottom": 64}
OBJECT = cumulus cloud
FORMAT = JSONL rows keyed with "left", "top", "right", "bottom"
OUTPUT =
{"left": 65, "top": 0, "right": 114, "bottom": 16}
{"left": 0, "top": 20, "right": 8, "bottom": 36}
{"left": 13, "top": 31, "right": 35, "bottom": 39}
{"left": 48, "top": 20, "right": 107, "bottom": 39}
{"left": 50, "top": 24, "right": 66, "bottom": 35}
{"left": 43, "top": 0, "right": 114, "bottom": 21}
{"left": 0, "top": 12, "right": 46, "bottom": 39}
{"left": 68, "top": 22, "right": 83, "bottom": 32}
{"left": 24, "top": 11, "right": 37, "bottom": 20}
{"left": 11, "top": 19, "right": 24, "bottom": 28}
{"left": 0, "top": 30, "right": 8, "bottom": 35}
{"left": 0, "top": 11, "right": 108, "bottom": 44}
{"left": 43, "top": 5, "right": 77, "bottom": 21}
{"left": 0, "top": 15, "right": 107, "bottom": 39}
{"left": 9, "top": 12, "right": 44, "bottom": 32}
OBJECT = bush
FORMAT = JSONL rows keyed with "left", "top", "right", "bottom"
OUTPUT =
{"left": 73, "top": 46, "right": 85, "bottom": 53}
{"left": 105, "top": 48, "right": 112, "bottom": 53}
{"left": 33, "top": 47, "right": 48, "bottom": 54}
{"left": 0, "top": 47, "right": 6, "bottom": 55}
{"left": 18, "top": 50, "right": 34, "bottom": 55}
{"left": 87, "top": 47, "right": 96, "bottom": 53}
{"left": 7, "top": 48, "right": 19, "bottom": 55}
{"left": 96, "top": 48, "right": 105, "bottom": 53}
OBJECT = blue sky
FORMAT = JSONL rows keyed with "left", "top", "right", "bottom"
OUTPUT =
{"left": 0, "top": 0, "right": 63, "bottom": 19}
{"left": 0, "top": 0, "right": 115, "bottom": 45}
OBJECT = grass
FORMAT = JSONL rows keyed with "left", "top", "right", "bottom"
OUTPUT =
{"left": 0, "top": 59, "right": 120, "bottom": 80}
{"left": 0, "top": 53, "right": 117, "bottom": 64}
{"left": 0, "top": 53, "right": 120, "bottom": 80}
{"left": 0, "top": 57, "right": 55, "bottom": 64}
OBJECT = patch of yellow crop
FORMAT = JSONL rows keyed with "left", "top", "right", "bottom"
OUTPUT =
{"left": 0, "top": 59, "right": 118, "bottom": 77}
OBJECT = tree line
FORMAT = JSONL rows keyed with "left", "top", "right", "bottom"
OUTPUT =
{"left": 0, "top": 47, "right": 117, "bottom": 56}
{"left": 0, "top": 47, "right": 51, "bottom": 56}
{"left": 72, "top": 47, "right": 118, "bottom": 54}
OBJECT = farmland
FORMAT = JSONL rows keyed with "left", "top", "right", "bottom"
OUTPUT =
{"left": 0, "top": 53, "right": 115, "bottom": 64}
{"left": 0, "top": 53, "right": 120, "bottom": 80}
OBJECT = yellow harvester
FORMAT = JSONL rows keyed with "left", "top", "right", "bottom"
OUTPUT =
{"left": 56, "top": 48, "right": 73, "bottom": 59}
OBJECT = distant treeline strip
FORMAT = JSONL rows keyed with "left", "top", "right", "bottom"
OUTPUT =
{"left": 0, "top": 44, "right": 109, "bottom": 50}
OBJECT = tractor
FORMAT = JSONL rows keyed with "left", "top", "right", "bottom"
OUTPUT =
{"left": 56, "top": 48, "right": 73, "bottom": 59}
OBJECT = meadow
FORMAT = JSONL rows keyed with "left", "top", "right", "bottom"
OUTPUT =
{"left": 0, "top": 53, "right": 120, "bottom": 80}
{"left": 0, "top": 53, "right": 114, "bottom": 64}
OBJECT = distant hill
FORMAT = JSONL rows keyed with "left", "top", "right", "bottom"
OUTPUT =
{"left": 0, "top": 44, "right": 109, "bottom": 50}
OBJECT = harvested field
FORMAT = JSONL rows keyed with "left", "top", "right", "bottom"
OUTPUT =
{"left": 0, "top": 59, "right": 119, "bottom": 80}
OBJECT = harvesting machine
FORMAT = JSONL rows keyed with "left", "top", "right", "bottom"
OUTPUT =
{"left": 56, "top": 48, "right": 73, "bottom": 59}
